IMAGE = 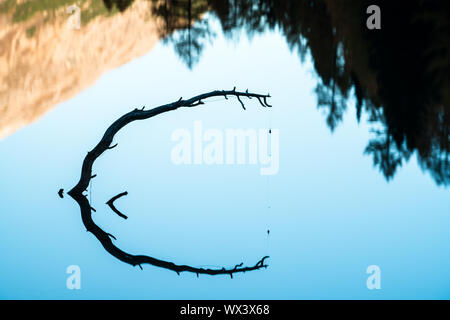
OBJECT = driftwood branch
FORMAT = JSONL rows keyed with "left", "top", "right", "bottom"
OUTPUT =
{"left": 68, "top": 88, "right": 272, "bottom": 277}
{"left": 106, "top": 192, "right": 128, "bottom": 219}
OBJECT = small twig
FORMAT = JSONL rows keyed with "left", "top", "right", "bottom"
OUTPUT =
{"left": 256, "top": 97, "right": 266, "bottom": 107}
{"left": 263, "top": 97, "right": 272, "bottom": 107}
{"left": 107, "top": 233, "right": 116, "bottom": 240}
{"left": 237, "top": 96, "right": 246, "bottom": 110}
{"left": 106, "top": 191, "right": 128, "bottom": 219}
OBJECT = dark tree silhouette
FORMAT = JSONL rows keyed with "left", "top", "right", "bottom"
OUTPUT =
{"left": 150, "top": 0, "right": 214, "bottom": 69}
{"left": 68, "top": 88, "right": 271, "bottom": 277}
{"left": 98, "top": 0, "right": 449, "bottom": 184}
{"left": 103, "top": 0, "right": 135, "bottom": 12}
{"left": 364, "top": 128, "right": 412, "bottom": 181}
{"left": 204, "top": 0, "right": 449, "bottom": 185}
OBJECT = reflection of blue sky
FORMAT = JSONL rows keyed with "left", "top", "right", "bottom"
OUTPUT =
{"left": 1, "top": 18, "right": 449, "bottom": 299}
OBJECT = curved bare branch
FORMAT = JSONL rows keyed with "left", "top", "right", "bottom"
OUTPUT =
{"left": 68, "top": 88, "right": 272, "bottom": 277}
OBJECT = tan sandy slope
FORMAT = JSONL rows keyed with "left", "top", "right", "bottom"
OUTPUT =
{"left": 0, "top": 0, "right": 161, "bottom": 138}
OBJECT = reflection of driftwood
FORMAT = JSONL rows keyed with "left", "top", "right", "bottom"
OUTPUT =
{"left": 68, "top": 88, "right": 271, "bottom": 277}
{"left": 106, "top": 191, "right": 128, "bottom": 219}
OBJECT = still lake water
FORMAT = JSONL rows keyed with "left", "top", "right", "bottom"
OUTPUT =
{"left": 1, "top": 2, "right": 449, "bottom": 299}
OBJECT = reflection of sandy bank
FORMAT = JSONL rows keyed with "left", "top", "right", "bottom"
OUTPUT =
{"left": 0, "top": 0, "right": 160, "bottom": 139}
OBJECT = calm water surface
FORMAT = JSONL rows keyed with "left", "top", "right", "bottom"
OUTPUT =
{"left": 0, "top": 0, "right": 449, "bottom": 299}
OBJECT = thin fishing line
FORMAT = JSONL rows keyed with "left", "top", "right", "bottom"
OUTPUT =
{"left": 265, "top": 102, "right": 272, "bottom": 255}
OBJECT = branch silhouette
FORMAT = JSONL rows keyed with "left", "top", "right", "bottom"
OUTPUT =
{"left": 68, "top": 88, "right": 271, "bottom": 277}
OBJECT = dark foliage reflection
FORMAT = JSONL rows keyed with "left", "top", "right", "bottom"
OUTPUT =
{"left": 104, "top": 0, "right": 449, "bottom": 185}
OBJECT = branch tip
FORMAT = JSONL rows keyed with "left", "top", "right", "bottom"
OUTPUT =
{"left": 107, "top": 233, "right": 117, "bottom": 240}
{"left": 237, "top": 96, "right": 246, "bottom": 110}
{"left": 263, "top": 97, "right": 272, "bottom": 107}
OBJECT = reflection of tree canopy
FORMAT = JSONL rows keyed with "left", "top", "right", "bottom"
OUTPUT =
{"left": 205, "top": 0, "right": 450, "bottom": 185}
{"left": 150, "top": 0, "right": 214, "bottom": 69}
{"left": 103, "top": 0, "right": 135, "bottom": 11}
{"left": 107, "top": 0, "right": 450, "bottom": 185}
